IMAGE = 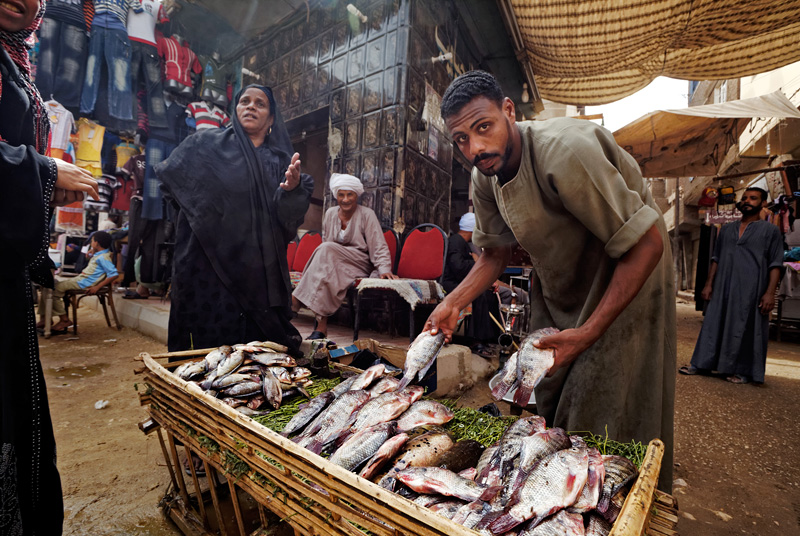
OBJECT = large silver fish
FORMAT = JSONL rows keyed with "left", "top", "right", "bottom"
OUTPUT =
{"left": 597, "top": 455, "right": 637, "bottom": 512}
{"left": 358, "top": 432, "right": 409, "bottom": 481}
{"left": 297, "top": 390, "right": 371, "bottom": 454}
{"left": 568, "top": 447, "right": 605, "bottom": 514}
{"left": 331, "top": 376, "right": 357, "bottom": 397}
{"left": 398, "top": 331, "right": 445, "bottom": 389}
{"left": 396, "top": 400, "right": 454, "bottom": 432}
{"left": 329, "top": 422, "right": 396, "bottom": 471}
{"left": 249, "top": 352, "right": 296, "bottom": 368}
{"left": 513, "top": 427, "right": 572, "bottom": 487}
{"left": 368, "top": 376, "right": 401, "bottom": 398}
{"left": 513, "top": 327, "right": 560, "bottom": 407}
{"left": 351, "top": 386, "right": 424, "bottom": 432}
{"left": 490, "top": 350, "right": 518, "bottom": 400}
{"left": 204, "top": 345, "right": 232, "bottom": 370}
{"left": 261, "top": 370, "right": 283, "bottom": 409}
{"left": 395, "top": 467, "right": 500, "bottom": 502}
{"left": 519, "top": 510, "right": 585, "bottom": 536}
{"left": 350, "top": 363, "right": 386, "bottom": 391}
{"left": 485, "top": 446, "right": 588, "bottom": 534}
{"left": 378, "top": 430, "right": 453, "bottom": 490}
{"left": 243, "top": 340, "right": 289, "bottom": 353}
{"left": 492, "top": 415, "right": 547, "bottom": 476}
{"left": 211, "top": 372, "right": 259, "bottom": 390}
{"left": 281, "top": 391, "right": 335, "bottom": 437}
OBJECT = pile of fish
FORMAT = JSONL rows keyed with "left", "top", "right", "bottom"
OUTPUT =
{"left": 172, "top": 341, "right": 312, "bottom": 416}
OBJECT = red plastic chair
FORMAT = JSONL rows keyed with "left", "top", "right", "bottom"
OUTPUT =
{"left": 382, "top": 227, "right": 401, "bottom": 273}
{"left": 291, "top": 231, "right": 321, "bottom": 272}
{"left": 354, "top": 224, "right": 448, "bottom": 341}
{"left": 286, "top": 240, "right": 298, "bottom": 269}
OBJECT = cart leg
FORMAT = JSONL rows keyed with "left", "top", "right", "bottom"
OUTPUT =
{"left": 184, "top": 446, "right": 208, "bottom": 528}
{"left": 156, "top": 428, "right": 178, "bottom": 492}
{"left": 167, "top": 433, "right": 192, "bottom": 508}
{"left": 227, "top": 478, "right": 247, "bottom": 536}
{"left": 206, "top": 461, "right": 229, "bottom": 536}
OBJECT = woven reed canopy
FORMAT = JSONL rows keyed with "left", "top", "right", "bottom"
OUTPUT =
{"left": 613, "top": 91, "right": 800, "bottom": 177}
{"left": 510, "top": 0, "right": 800, "bottom": 105}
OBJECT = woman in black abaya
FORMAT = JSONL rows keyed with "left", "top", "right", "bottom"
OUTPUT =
{"left": 2, "top": 1, "right": 99, "bottom": 533}
{"left": 156, "top": 85, "right": 313, "bottom": 353}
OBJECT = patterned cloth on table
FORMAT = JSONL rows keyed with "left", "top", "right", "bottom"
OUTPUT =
{"left": 289, "top": 271, "right": 302, "bottom": 288}
{"left": 355, "top": 278, "right": 444, "bottom": 310}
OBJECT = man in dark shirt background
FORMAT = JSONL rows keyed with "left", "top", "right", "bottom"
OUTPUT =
{"left": 441, "top": 213, "right": 501, "bottom": 357}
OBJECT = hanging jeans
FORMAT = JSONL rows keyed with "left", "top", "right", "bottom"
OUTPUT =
{"left": 130, "top": 41, "right": 167, "bottom": 128}
{"left": 142, "top": 138, "right": 177, "bottom": 220}
{"left": 35, "top": 17, "right": 88, "bottom": 109}
{"left": 80, "top": 26, "right": 133, "bottom": 120}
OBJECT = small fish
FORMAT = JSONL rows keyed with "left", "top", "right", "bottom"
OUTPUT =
{"left": 350, "top": 364, "right": 386, "bottom": 391}
{"left": 244, "top": 340, "right": 289, "bottom": 353}
{"left": 236, "top": 364, "right": 265, "bottom": 375}
{"left": 328, "top": 422, "right": 396, "bottom": 471}
{"left": 378, "top": 430, "right": 454, "bottom": 490}
{"left": 247, "top": 395, "right": 266, "bottom": 410}
{"left": 281, "top": 391, "right": 335, "bottom": 437}
{"left": 429, "top": 499, "right": 466, "bottom": 520}
{"left": 249, "top": 353, "right": 296, "bottom": 368}
{"left": 485, "top": 446, "right": 588, "bottom": 534}
{"left": 261, "top": 370, "right": 283, "bottom": 409}
{"left": 597, "top": 455, "right": 637, "bottom": 513}
{"left": 398, "top": 331, "right": 445, "bottom": 389}
{"left": 351, "top": 386, "right": 424, "bottom": 432}
{"left": 396, "top": 400, "right": 454, "bottom": 432}
{"left": 289, "top": 367, "right": 312, "bottom": 381}
{"left": 174, "top": 361, "right": 206, "bottom": 381}
{"left": 297, "top": 390, "right": 371, "bottom": 454}
{"left": 221, "top": 380, "right": 262, "bottom": 398}
{"left": 568, "top": 447, "right": 605, "bottom": 514}
{"left": 236, "top": 406, "right": 271, "bottom": 417}
{"left": 358, "top": 433, "right": 409, "bottom": 481}
{"left": 513, "top": 428, "right": 572, "bottom": 487}
{"left": 220, "top": 397, "right": 246, "bottom": 408}
{"left": 211, "top": 373, "right": 258, "bottom": 390}
{"left": 331, "top": 376, "right": 357, "bottom": 397}
{"left": 436, "top": 440, "right": 486, "bottom": 474}
{"left": 268, "top": 366, "right": 292, "bottom": 384}
{"left": 204, "top": 345, "right": 232, "bottom": 370}
{"left": 491, "top": 351, "right": 519, "bottom": 400}
{"left": 395, "top": 467, "right": 500, "bottom": 502}
{"left": 519, "top": 510, "right": 585, "bottom": 535}
{"left": 585, "top": 513, "right": 612, "bottom": 536}
{"left": 368, "top": 376, "right": 401, "bottom": 398}
{"left": 513, "top": 327, "right": 560, "bottom": 407}
{"left": 200, "top": 349, "right": 245, "bottom": 389}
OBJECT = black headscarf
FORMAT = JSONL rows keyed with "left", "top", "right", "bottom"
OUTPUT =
{"left": 155, "top": 85, "right": 302, "bottom": 329}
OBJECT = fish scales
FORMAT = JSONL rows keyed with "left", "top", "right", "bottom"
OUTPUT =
{"left": 486, "top": 446, "right": 588, "bottom": 534}
{"left": 377, "top": 430, "right": 453, "bottom": 490}
{"left": 350, "top": 364, "right": 385, "bottom": 391}
{"left": 261, "top": 370, "right": 283, "bottom": 409}
{"left": 495, "top": 415, "right": 547, "bottom": 475}
{"left": 585, "top": 513, "right": 612, "bottom": 536}
{"left": 513, "top": 327, "right": 559, "bottom": 407}
{"left": 429, "top": 500, "right": 466, "bottom": 520}
{"left": 329, "top": 422, "right": 396, "bottom": 471}
{"left": 396, "top": 467, "right": 499, "bottom": 502}
{"left": 491, "top": 350, "right": 518, "bottom": 400}
{"left": 519, "top": 510, "right": 585, "bottom": 536}
{"left": 598, "top": 455, "right": 637, "bottom": 512}
{"left": 302, "top": 390, "right": 370, "bottom": 454}
{"left": 368, "top": 376, "right": 401, "bottom": 398}
{"left": 331, "top": 376, "right": 357, "bottom": 397}
{"left": 398, "top": 331, "right": 445, "bottom": 389}
{"left": 514, "top": 428, "right": 572, "bottom": 487}
{"left": 204, "top": 345, "right": 232, "bottom": 370}
{"left": 351, "top": 386, "right": 424, "bottom": 432}
{"left": 396, "top": 400, "right": 454, "bottom": 432}
{"left": 358, "top": 433, "right": 409, "bottom": 481}
{"left": 568, "top": 447, "right": 605, "bottom": 514}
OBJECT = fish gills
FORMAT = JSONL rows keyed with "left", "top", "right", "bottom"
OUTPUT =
{"left": 368, "top": 376, "right": 401, "bottom": 398}
{"left": 378, "top": 430, "right": 454, "bottom": 490}
{"left": 514, "top": 428, "right": 572, "bottom": 487}
{"left": 351, "top": 386, "right": 424, "bottom": 432}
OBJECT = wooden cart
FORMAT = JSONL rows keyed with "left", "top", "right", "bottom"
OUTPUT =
{"left": 137, "top": 349, "right": 679, "bottom": 536}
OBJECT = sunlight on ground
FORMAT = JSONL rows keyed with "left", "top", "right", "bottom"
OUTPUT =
{"left": 765, "top": 358, "right": 800, "bottom": 380}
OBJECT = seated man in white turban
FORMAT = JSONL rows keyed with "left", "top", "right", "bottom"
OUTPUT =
{"left": 292, "top": 173, "right": 397, "bottom": 339}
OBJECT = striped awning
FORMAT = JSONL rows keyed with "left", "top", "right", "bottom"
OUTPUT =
{"left": 509, "top": 0, "right": 800, "bottom": 105}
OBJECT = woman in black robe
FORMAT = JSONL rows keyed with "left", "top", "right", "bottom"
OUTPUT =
{"left": 156, "top": 85, "right": 313, "bottom": 353}
{"left": 1, "top": 1, "right": 99, "bottom": 533}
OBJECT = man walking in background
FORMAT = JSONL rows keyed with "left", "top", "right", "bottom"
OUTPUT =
{"left": 681, "top": 187, "right": 783, "bottom": 384}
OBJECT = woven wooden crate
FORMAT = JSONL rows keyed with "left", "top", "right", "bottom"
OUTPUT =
{"left": 138, "top": 349, "right": 677, "bottom": 536}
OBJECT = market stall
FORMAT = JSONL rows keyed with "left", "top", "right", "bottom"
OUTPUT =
{"left": 136, "top": 339, "right": 679, "bottom": 536}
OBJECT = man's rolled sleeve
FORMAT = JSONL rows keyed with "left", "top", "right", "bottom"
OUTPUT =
{"left": 604, "top": 204, "right": 660, "bottom": 259}
{"left": 471, "top": 172, "right": 517, "bottom": 249}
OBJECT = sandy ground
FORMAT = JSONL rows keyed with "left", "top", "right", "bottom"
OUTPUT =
{"left": 38, "top": 300, "right": 800, "bottom": 535}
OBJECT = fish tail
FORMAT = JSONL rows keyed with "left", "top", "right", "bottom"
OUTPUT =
{"left": 396, "top": 373, "right": 413, "bottom": 390}
{"left": 305, "top": 439, "right": 324, "bottom": 455}
{"left": 597, "top": 493, "right": 610, "bottom": 513}
{"left": 474, "top": 510, "right": 502, "bottom": 531}
{"left": 512, "top": 383, "right": 533, "bottom": 407}
{"left": 490, "top": 381, "right": 511, "bottom": 401}
{"left": 487, "top": 512, "right": 521, "bottom": 534}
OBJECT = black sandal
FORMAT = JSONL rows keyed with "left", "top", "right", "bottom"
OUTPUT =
{"left": 306, "top": 330, "right": 327, "bottom": 340}
{"left": 678, "top": 365, "right": 699, "bottom": 375}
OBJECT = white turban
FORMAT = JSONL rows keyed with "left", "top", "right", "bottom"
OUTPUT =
{"left": 459, "top": 212, "right": 476, "bottom": 232}
{"left": 330, "top": 173, "right": 364, "bottom": 197}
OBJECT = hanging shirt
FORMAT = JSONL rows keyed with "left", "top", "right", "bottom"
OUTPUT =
{"left": 45, "top": 0, "right": 87, "bottom": 28}
{"left": 114, "top": 141, "right": 140, "bottom": 170}
{"left": 126, "top": 0, "right": 167, "bottom": 45}
{"left": 157, "top": 35, "right": 201, "bottom": 86}
{"left": 45, "top": 100, "right": 75, "bottom": 151}
{"left": 121, "top": 152, "right": 146, "bottom": 195}
{"left": 186, "top": 101, "right": 230, "bottom": 130}
{"left": 92, "top": 0, "right": 142, "bottom": 31}
{"left": 75, "top": 117, "right": 105, "bottom": 163}
{"left": 201, "top": 55, "right": 230, "bottom": 94}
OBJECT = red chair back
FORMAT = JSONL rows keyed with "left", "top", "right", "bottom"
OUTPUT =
{"left": 396, "top": 224, "right": 447, "bottom": 281}
{"left": 292, "top": 231, "right": 322, "bottom": 272}
{"left": 286, "top": 241, "right": 298, "bottom": 269}
{"left": 383, "top": 228, "right": 400, "bottom": 272}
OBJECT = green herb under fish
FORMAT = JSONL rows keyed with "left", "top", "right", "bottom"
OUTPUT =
{"left": 438, "top": 400, "right": 519, "bottom": 447}
{"left": 254, "top": 377, "right": 343, "bottom": 432}
{"left": 574, "top": 427, "right": 648, "bottom": 469}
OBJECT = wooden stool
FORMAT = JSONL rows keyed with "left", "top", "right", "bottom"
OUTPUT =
{"left": 63, "top": 286, "right": 121, "bottom": 335}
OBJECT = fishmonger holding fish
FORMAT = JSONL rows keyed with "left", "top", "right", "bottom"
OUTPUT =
{"left": 423, "top": 71, "right": 677, "bottom": 491}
